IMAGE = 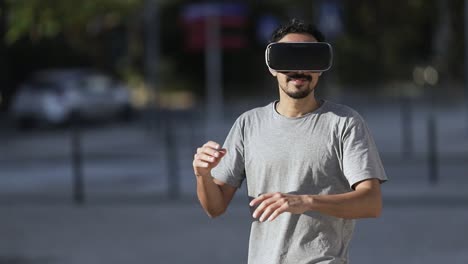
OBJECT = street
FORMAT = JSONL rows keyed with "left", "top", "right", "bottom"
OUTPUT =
{"left": 0, "top": 99, "right": 467, "bottom": 263}
{"left": 0, "top": 203, "right": 467, "bottom": 264}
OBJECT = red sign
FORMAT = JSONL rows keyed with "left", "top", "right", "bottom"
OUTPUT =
{"left": 181, "top": 3, "right": 248, "bottom": 52}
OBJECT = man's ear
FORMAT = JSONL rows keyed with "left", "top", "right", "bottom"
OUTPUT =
{"left": 268, "top": 67, "right": 277, "bottom": 77}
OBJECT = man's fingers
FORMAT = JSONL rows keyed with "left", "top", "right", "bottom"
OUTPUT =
{"left": 193, "top": 141, "right": 227, "bottom": 176}
{"left": 197, "top": 146, "right": 226, "bottom": 158}
{"left": 267, "top": 203, "right": 288, "bottom": 222}
{"left": 195, "top": 153, "right": 216, "bottom": 163}
{"left": 218, "top": 149, "right": 227, "bottom": 156}
{"left": 258, "top": 202, "right": 282, "bottom": 222}
{"left": 193, "top": 152, "right": 220, "bottom": 172}
{"left": 250, "top": 193, "right": 275, "bottom": 206}
{"left": 249, "top": 193, "right": 291, "bottom": 222}
{"left": 193, "top": 159, "right": 209, "bottom": 168}
{"left": 252, "top": 196, "right": 277, "bottom": 218}
{"left": 204, "top": 141, "right": 221, "bottom": 150}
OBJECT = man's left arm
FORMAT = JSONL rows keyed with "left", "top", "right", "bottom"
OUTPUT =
{"left": 250, "top": 178, "right": 382, "bottom": 222}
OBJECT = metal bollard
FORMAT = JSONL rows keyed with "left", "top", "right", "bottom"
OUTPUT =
{"left": 427, "top": 112, "right": 439, "bottom": 185}
{"left": 71, "top": 115, "right": 85, "bottom": 205}
{"left": 164, "top": 112, "right": 180, "bottom": 200}
{"left": 400, "top": 97, "right": 414, "bottom": 158}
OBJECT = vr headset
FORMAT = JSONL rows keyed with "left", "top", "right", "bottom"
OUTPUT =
{"left": 265, "top": 42, "right": 333, "bottom": 72}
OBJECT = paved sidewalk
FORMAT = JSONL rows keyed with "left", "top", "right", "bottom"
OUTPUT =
{"left": 0, "top": 202, "right": 467, "bottom": 264}
{"left": 0, "top": 98, "right": 467, "bottom": 264}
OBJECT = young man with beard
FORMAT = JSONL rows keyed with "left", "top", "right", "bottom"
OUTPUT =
{"left": 192, "top": 19, "right": 387, "bottom": 264}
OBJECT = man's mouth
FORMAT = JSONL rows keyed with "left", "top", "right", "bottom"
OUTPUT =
{"left": 286, "top": 74, "right": 312, "bottom": 84}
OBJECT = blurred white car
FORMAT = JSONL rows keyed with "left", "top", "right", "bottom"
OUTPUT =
{"left": 10, "top": 69, "right": 133, "bottom": 128}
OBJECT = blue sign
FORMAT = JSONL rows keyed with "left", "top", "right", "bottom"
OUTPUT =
{"left": 318, "top": 1, "right": 343, "bottom": 40}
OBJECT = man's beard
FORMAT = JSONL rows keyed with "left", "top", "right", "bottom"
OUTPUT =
{"left": 281, "top": 86, "right": 314, "bottom": 99}
{"left": 281, "top": 73, "right": 314, "bottom": 99}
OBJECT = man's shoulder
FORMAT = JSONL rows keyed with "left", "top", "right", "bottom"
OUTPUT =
{"left": 236, "top": 102, "right": 273, "bottom": 122}
{"left": 322, "top": 100, "right": 363, "bottom": 120}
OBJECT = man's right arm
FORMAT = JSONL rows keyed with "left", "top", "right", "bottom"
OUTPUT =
{"left": 193, "top": 141, "right": 237, "bottom": 218}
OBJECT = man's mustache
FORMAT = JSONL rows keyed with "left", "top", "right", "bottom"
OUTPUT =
{"left": 286, "top": 73, "right": 312, "bottom": 81}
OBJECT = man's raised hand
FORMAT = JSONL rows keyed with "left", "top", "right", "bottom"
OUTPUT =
{"left": 193, "top": 141, "right": 227, "bottom": 178}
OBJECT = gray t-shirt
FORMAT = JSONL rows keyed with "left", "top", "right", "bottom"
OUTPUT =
{"left": 212, "top": 100, "right": 387, "bottom": 264}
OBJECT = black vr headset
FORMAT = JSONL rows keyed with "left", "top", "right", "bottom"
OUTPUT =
{"left": 265, "top": 42, "right": 333, "bottom": 72}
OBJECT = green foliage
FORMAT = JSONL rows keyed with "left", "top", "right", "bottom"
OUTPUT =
{"left": 336, "top": 0, "right": 438, "bottom": 86}
{"left": 5, "top": 0, "right": 143, "bottom": 44}
{"left": 2, "top": 0, "right": 465, "bottom": 93}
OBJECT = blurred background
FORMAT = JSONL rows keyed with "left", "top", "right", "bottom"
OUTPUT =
{"left": 0, "top": 0, "right": 467, "bottom": 263}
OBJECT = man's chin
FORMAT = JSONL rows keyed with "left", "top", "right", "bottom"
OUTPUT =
{"left": 284, "top": 91, "right": 313, "bottom": 99}
{"left": 282, "top": 86, "right": 313, "bottom": 99}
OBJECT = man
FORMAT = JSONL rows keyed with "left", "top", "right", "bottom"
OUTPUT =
{"left": 193, "top": 19, "right": 387, "bottom": 264}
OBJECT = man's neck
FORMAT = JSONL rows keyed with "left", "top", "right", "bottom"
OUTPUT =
{"left": 275, "top": 95, "right": 321, "bottom": 118}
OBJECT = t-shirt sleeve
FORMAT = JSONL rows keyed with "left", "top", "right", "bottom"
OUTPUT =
{"left": 342, "top": 114, "right": 387, "bottom": 188}
{"left": 211, "top": 118, "right": 246, "bottom": 188}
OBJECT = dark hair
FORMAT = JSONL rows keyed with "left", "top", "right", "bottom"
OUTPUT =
{"left": 270, "top": 18, "right": 325, "bottom": 43}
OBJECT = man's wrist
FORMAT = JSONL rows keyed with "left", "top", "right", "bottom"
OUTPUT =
{"left": 195, "top": 172, "right": 213, "bottom": 180}
{"left": 303, "top": 195, "right": 316, "bottom": 211}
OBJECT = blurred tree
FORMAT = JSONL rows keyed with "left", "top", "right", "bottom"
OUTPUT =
{"left": 335, "top": 0, "right": 463, "bottom": 96}
{"left": 1, "top": 0, "right": 465, "bottom": 103}
{"left": 336, "top": 0, "right": 438, "bottom": 89}
{"left": 6, "top": 0, "right": 143, "bottom": 44}
{"left": 5, "top": 0, "right": 147, "bottom": 74}
{"left": 2, "top": 0, "right": 146, "bottom": 107}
